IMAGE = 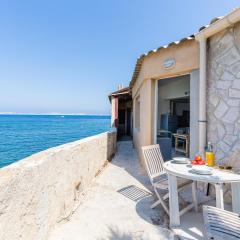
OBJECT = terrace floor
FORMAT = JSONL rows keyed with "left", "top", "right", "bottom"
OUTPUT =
{"left": 48, "top": 141, "right": 173, "bottom": 240}
{"left": 48, "top": 141, "right": 229, "bottom": 240}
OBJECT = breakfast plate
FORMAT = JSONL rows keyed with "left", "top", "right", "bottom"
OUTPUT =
{"left": 172, "top": 157, "right": 189, "bottom": 164}
{"left": 191, "top": 165, "right": 213, "bottom": 175}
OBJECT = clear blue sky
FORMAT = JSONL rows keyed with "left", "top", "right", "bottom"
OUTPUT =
{"left": 0, "top": 1, "right": 239, "bottom": 115}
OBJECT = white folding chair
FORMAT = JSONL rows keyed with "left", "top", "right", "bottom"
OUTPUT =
{"left": 203, "top": 205, "right": 240, "bottom": 240}
{"left": 142, "top": 144, "right": 195, "bottom": 215}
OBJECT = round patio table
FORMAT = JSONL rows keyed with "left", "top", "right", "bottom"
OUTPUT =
{"left": 163, "top": 161, "right": 240, "bottom": 227}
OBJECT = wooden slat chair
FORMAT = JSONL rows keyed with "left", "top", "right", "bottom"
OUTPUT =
{"left": 203, "top": 205, "right": 240, "bottom": 240}
{"left": 142, "top": 144, "right": 194, "bottom": 215}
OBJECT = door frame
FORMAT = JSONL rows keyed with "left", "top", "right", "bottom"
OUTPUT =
{"left": 153, "top": 73, "right": 194, "bottom": 154}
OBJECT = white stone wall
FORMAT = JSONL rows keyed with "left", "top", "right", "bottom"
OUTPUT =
{"left": 207, "top": 22, "right": 240, "bottom": 164}
{"left": 0, "top": 130, "right": 116, "bottom": 240}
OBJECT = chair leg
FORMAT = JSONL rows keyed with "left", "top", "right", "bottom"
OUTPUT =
{"left": 151, "top": 192, "right": 169, "bottom": 208}
{"left": 153, "top": 186, "right": 169, "bottom": 215}
{"left": 151, "top": 199, "right": 161, "bottom": 209}
{"left": 163, "top": 192, "right": 169, "bottom": 200}
{"left": 192, "top": 181, "right": 198, "bottom": 212}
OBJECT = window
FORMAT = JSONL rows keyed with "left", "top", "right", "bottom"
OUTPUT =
{"left": 135, "top": 96, "right": 140, "bottom": 130}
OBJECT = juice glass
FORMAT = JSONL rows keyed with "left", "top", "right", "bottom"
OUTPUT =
{"left": 206, "top": 152, "right": 215, "bottom": 167}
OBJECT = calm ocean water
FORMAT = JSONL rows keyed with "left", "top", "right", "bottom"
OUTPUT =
{"left": 0, "top": 115, "right": 111, "bottom": 168}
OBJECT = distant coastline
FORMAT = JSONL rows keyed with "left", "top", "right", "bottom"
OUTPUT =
{"left": 0, "top": 112, "right": 110, "bottom": 117}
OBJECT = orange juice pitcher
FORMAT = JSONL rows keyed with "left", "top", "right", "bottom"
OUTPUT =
{"left": 205, "top": 142, "right": 215, "bottom": 167}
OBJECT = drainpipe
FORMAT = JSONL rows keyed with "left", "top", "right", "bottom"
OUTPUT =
{"left": 195, "top": 7, "right": 240, "bottom": 153}
{"left": 153, "top": 79, "right": 158, "bottom": 144}
{"left": 198, "top": 36, "right": 207, "bottom": 153}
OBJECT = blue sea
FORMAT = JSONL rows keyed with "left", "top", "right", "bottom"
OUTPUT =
{"left": 0, "top": 115, "right": 111, "bottom": 168}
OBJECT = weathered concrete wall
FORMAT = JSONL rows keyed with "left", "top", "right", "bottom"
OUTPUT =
{"left": 207, "top": 22, "right": 240, "bottom": 164}
{"left": 0, "top": 130, "right": 116, "bottom": 240}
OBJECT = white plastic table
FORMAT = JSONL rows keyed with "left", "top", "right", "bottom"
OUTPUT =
{"left": 163, "top": 161, "right": 240, "bottom": 227}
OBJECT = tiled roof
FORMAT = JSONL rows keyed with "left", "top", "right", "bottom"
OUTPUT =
{"left": 129, "top": 15, "right": 226, "bottom": 87}
{"left": 108, "top": 87, "right": 131, "bottom": 101}
{"left": 129, "top": 36, "right": 195, "bottom": 87}
{"left": 198, "top": 16, "right": 223, "bottom": 31}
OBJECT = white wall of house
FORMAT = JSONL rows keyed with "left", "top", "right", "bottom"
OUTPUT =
{"left": 132, "top": 79, "right": 155, "bottom": 162}
{"left": 131, "top": 39, "right": 199, "bottom": 161}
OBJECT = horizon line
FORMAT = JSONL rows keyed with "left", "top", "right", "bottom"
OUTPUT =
{"left": 0, "top": 112, "right": 110, "bottom": 116}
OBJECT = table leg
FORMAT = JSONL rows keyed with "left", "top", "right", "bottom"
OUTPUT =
{"left": 231, "top": 182, "right": 240, "bottom": 213}
{"left": 186, "top": 137, "right": 189, "bottom": 157}
{"left": 192, "top": 181, "right": 198, "bottom": 212}
{"left": 175, "top": 137, "right": 177, "bottom": 153}
{"left": 215, "top": 183, "right": 224, "bottom": 209}
{"left": 168, "top": 173, "right": 180, "bottom": 227}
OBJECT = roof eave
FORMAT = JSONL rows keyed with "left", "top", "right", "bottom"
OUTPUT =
{"left": 195, "top": 7, "right": 240, "bottom": 40}
{"left": 108, "top": 87, "right": 132, "bottom": 102}
{"left": 129, "top": 7, "right": 240, "bottom": 89}
{"left": 129, "top": 37, "right": 195, "bottom": 87}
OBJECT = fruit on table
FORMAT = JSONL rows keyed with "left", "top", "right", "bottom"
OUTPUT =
{"left": 191, "top": 160, "right": 198, "bottom": 165}
{"left": 197, "top": 160, "right": 205, "bottom": 165}
{"left": 192, "top": 159, "right": 205, "bottom": 165}
{"left": 195, "top": 155, "right": 202, "bottom": 161}
{"left": 192, "top": 155, "right": 206, "bottom": 165}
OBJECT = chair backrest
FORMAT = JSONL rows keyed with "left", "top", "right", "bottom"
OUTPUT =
{"left": 203, "top": 205, "right": 240, "bottom": 240}
{"left": 142, "top": 144, "right": 165, "bottom": 182}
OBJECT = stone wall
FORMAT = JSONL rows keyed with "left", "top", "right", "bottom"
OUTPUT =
{"left": 0, "top": 130, "right": 116, "bottom": 240}
{"left": 207, "top": 22, "right": 240, "bottom": 164}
